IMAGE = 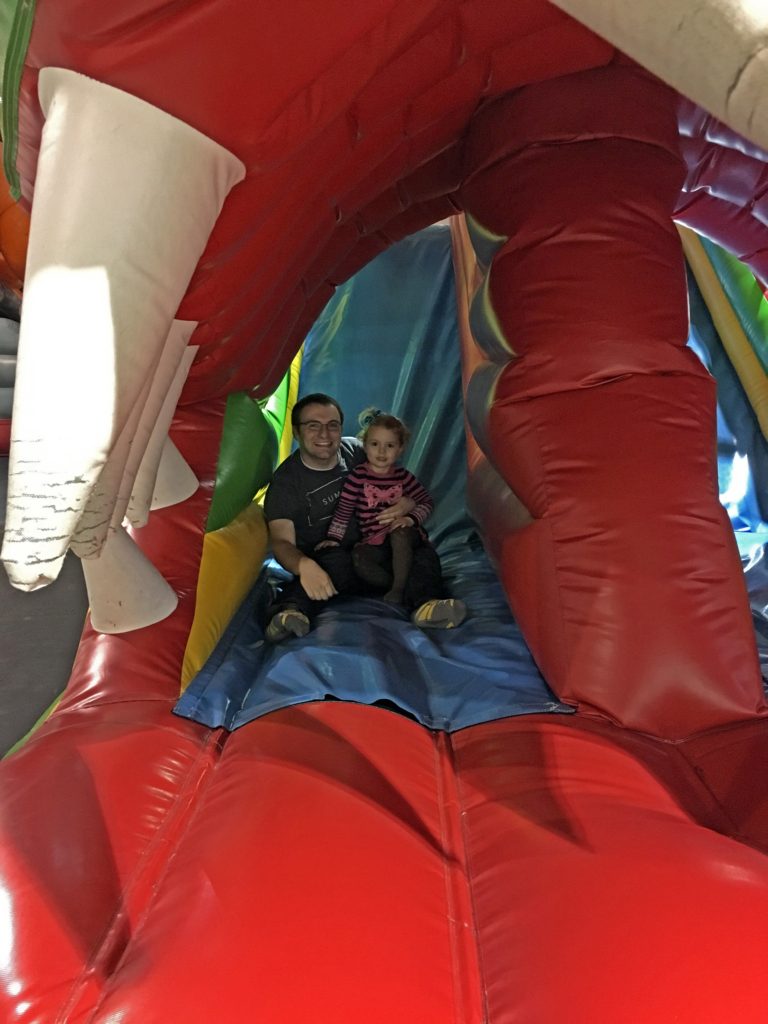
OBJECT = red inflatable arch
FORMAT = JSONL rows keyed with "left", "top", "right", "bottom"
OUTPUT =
{"left": 1, "top": 3, "right": 768, "bottom": 1021}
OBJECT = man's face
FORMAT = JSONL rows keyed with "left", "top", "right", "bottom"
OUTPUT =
{"left": 294, "top": 402, "right": 343, "bottom": 468}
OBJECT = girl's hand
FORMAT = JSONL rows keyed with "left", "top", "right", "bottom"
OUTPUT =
{"left": 377, "top": 496, "right": 415, "bottom": 524}
{"left": 314, "top": 539, "right": 340, "bottom": 551}
{"left": 388, "top": 516, "right": 413, "bottom": 530}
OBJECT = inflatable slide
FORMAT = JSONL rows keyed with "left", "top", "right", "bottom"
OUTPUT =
{"left": 2, "top": 2, "right": 768, "bottom": 1021}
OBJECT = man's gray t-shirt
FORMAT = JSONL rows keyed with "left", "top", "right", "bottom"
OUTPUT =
{"left": 264, "top": 438, "right": 366, "bottom": 553}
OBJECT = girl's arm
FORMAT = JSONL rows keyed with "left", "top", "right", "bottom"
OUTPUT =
{"left": 401, "top": 470, "right": 433, "bottom": 525}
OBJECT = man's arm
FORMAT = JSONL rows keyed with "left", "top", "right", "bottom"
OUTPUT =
{"left": 268, "top": 518, "right": 338, "bottom": 601}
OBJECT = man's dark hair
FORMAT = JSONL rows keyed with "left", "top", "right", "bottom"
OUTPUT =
{"left": 291, "top": 393, "right": 344, "bottom": 429}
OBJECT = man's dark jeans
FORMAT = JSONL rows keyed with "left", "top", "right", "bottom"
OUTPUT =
{"left": 267, "top": 540, "right": 444, "bottom": 622}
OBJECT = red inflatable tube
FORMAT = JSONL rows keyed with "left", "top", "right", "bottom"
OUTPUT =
{"left": 459, "top": 62, "right": 765, "bottom": 738}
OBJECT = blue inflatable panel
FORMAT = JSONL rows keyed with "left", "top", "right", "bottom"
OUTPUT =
{"left": 744, "top": 544, "right": 768, "bottom": 684}
{"left": 299, "top": 224, "right": 475, "bottom": 562}
{"left": 688, "top": 268, "right": 768, "bottom": 528}
{"left": 174, "top": 548, "right": 572, "bottom": 732}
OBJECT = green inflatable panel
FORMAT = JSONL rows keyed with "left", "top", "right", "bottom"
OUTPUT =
{"left": 700, "top": 238, "right": 768, "bottom": 376}
{"left": 260, "top": 367, "right": 290, "bottom": 442}
{"left": 1, "top": 0, "right": 36, "bottom": 198}
{"left": 206, "top": 390, "right": 280, "bottom": 532}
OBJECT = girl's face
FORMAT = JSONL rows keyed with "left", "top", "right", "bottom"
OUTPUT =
{"left": 364, "top": 426, "right": 403, "bottom": 475}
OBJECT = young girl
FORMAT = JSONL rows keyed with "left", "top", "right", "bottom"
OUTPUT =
{"left": 317, "top": 408, "right": 434, "bottom": 605}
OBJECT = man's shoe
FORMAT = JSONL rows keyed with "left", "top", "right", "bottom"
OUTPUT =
{"left": 265, "top": 609, "right": 310, "bottom": 642}
{"left": 411, "top": 598, "right": 467, "bottom": 630}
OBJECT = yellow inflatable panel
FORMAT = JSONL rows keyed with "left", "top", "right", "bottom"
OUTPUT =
{"left": 680, "top": 226, "right": 768, "bottom": 441}
{"left": 183, "top": 346, "right": 302, "bottom": 688}
{"left": 181, "top": 501, "right": 269, "bottom": 690}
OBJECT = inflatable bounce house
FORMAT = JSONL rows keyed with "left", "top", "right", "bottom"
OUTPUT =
{"left": 1, "top": 1, "right": 768, "bottom": 1020}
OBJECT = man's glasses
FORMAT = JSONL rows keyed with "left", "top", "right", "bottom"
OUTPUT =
{"left": 298, "top": 420, "right": 342, "bottom": 434}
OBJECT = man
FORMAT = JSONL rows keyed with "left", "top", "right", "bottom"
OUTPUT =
{"left": 263, "top": 392, "right": 466, "bottom": 641}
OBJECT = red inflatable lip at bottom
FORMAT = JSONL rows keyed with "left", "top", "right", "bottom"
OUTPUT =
{"left": 0, "top": 418, "right": 10, "bottom": 456}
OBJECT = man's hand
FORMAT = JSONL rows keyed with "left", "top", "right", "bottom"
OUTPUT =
{"left": 298, "top": 556, "right": 338, "bottom": 601}
{"left": 376, "top": 496, "right": 415, "bottom": 525}
{"left": 268, "top": 518, "right": 338, "bottom": 601}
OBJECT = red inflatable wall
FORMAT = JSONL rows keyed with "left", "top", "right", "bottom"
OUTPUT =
{"left": 1, "top": 4, "right": 768, "bottom": 1022}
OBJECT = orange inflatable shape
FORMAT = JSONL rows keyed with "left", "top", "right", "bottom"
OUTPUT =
{"left": 0, "top": 142, "right": 28, "bottom": 291}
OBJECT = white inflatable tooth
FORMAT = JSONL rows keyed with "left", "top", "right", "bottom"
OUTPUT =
{"left": 146, "top": 436, "right": 200, "bottom": 515}
{"left": 1, "top": 68, "right": 245, "bottom": 591}
{"left": 551, "top": 0, "right": 768, "bottom": 152}
{"left": 126, "top": 337, "right": 200, "bottom": 526}
{"left": 104, "top": 325, "right": 197, "bottom": 533}
{"left": 81, "top": 525, "right": 178, "bottom": 635}
{"left": 69, "top": 356, "right": 158, "bottom": 560}
{"left": 79, "top": 335, "right": 198, "bottom": 633}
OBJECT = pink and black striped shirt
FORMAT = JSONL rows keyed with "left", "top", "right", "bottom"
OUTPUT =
{"left": 326, "top": 463, "right": 433, "bottom": 546}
